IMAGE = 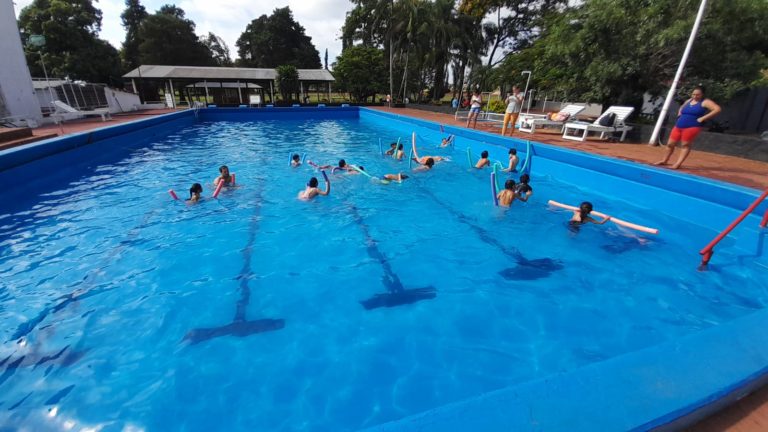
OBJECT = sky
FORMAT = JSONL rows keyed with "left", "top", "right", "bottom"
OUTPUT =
{"left": 13, "top": 0, "right": 348, "bottom": 66}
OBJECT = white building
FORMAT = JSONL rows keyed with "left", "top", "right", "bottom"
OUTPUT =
{"left": 0, "top": 0, "right": 42, "bottom": 126}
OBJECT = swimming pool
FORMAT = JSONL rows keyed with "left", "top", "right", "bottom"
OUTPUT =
{"left": 1, "top": 107, "right": 767, "bottom": 431}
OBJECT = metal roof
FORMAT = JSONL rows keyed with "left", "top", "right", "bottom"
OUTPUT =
{"left": 123, "top": 65, "right": 334, "bottom": 82}
{"left": 186, "top": 82, "right": 262, "bottom": 89}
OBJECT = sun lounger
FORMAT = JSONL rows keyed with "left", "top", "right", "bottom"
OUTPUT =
{"left": 562, "top": 106, "right": 634, "bottom": 142}
{"left": 518, "top": 104, "right": 586, "bottom": 134}
{"left": 53, "top": 100, "right": 111, "bottom": 122}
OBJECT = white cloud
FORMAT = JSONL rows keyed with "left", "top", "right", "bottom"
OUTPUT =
{"left": 14, "top": 0, "right": 348, "bottom": 66}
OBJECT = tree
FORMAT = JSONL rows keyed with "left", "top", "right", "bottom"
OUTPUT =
{"left": 137, "top": 6, "right": 215, "bottom": 66}
{"left": 276, "top": 65, "right": 300, "bottom": 102}
{"left": 18, "top": 0, "right": 123, "bottom": 84}
{"left": 236, "top": 7, "right": 321, "bottom": 68}
{"left": 333, "top": 46, "right": 386, "bottom": 102}
{"left": 120, "top": 0, "right": 148, "bottom": 71}
{"left": 517, "top": 0, "right": 768, "bottom": 108}
{"left": 203, "top": 32, "right": 233, "bottom": 66}
{"left": 324, "top": 49, "right": 329, "bottom": 70}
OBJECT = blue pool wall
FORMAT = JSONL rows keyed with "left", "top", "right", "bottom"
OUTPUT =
{"left": 1, "top": 106, "right": 767, "bottom": 431}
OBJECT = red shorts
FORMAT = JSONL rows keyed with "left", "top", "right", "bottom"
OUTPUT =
{"left": 669, "top": 126, "right": 702, "bottom": 143}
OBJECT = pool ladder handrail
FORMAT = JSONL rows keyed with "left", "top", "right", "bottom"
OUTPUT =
{"left": 698, "top": 188, "right": 768, "bottom": 270}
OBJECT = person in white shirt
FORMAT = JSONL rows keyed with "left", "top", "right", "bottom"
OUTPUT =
{"left": 466, "top": 90, "right": 482, "bottom": 129}
{"left": 501, "top": 86, "right": 523, "bottom": 136}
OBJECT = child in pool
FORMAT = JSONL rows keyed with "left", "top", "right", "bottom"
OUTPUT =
{"left": 497, "top": 179, "right": 517, "bottom": 207}
{"left": 188, "top": 183, "right": 203, "bottom": 203}
{"left": 569, "top": 202, "right": 610, "bottom": 226}
{"left": 475, "top": 150, "right": 490, "bottom": 169}
{"left": 383, "top": 173, "right": 409, "bottom": 182}
{"left": 299, "top": 172, "right": 330, "bottom": 199}
{"left": 310, "top": 159, "right": 349, "bottom": 171}
{"left": 440, "top": 135, "right": 455, "bottom": 147}
{"left": 214, "top": 165, "right": 232, "bottom": 186}
{"left": 385, "top": 142, "right": 397, "bottom": 156}
{"left": 291, "top": 154, "right": 302, "bottom": 167}
{"left": 411, "top": 139, "right": 445, "bottom": 167}
{"left": 514, "top": 173, "right": 533, "bottom": 202}
{"left": 394, "top": 143, "right": 405, "bottom": 160}
{"left": 503, "top": 149, "right": 519, "bottom": 172}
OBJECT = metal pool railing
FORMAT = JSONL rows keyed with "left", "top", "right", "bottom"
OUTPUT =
{"left": 698, "top": 188, "right": 768, "bottom": 270}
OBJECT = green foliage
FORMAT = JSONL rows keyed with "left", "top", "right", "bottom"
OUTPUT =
{"left": 486, "top": 99, "right": 506, "bottom": 113}
{"left": 276, "top": 65, "right": 300, "bottom": 102}
{"left": 137, "top": 6, "right": 215, "bottom": 66}
{"left": 236, "top": 7, "right": 321, "bottom": 68}
{"left": 18, "top": 0, "right": 122, "bottom": 84}
{"left": 202, "top": 33, "right": 233, "bottom": 66}
{"left": 120, "top": 0, "right": 148, "bottom": 71}
{"left": 333, "top": 46, "right": 387, "bottom": 102}
{"left": 514, "top": 0, "right": 768, "bottom": 107}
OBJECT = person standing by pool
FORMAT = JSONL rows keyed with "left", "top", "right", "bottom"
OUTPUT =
{"left": 501, "top": 86, "right": 523, "bottom": 136}
{"left": 654, "top": 86, "right": 721, "bottom": 170}
{"left": 466, "top": 90, "right": 482, "bottom": 129}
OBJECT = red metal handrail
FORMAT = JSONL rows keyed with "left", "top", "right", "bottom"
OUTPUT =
{"left": 699, "top": 189, "right": 768, "bottom": 270}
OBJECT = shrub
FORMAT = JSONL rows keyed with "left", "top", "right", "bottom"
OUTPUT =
{"left": 487, "top": 99, "right": 506, "bottom": 113}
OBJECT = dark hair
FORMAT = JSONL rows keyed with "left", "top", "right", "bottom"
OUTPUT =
{"left": 579, "top": 201, "right": 593, "bottom": 222}
{"left": 400, "top": 174, "right": 409, "bottom": 180}
{"left": 397, "top": 143, "right": 403, "bottom": 150}
{"left": 338, "top": 159, "right": 346, "bottom": 168}
{"left": 219, "top": 165, "right": 230, "bottom": 181}
{"left": 509, "top": 148, "right": 517, "bottom": 155}
{"left": 308, "top": 177, "right": 319, "bottom": 188}
{"left": 219, "top": 165, "right": 229, "bottom": 173}
{"left": 693, "top": 85, "right": 705, "bottom": 95}
{"left": 519, "top": 173, "right": 530, "bottom": 184}
{"left": 358, "top": 166, "right": 364, "bottom": 171}
{"left": 292, "top": 154, "right": 300, "bottom": 161}
{"left": 481, "top": 151, "right": 488, "bottom": 158}
{"left": 474, "top": 89, "right": 480, "bottom": 95}
{"left": 425, "top": 158, "right": 435, "bottom": 167}
{"left": 504, "top": 179, "right": 516, "bottom": 190}
{"left": 390, "top": 142, "right": 397, "bottom": 147}
{"left": 189, "top": 183, "right": 202, "bottom": 198}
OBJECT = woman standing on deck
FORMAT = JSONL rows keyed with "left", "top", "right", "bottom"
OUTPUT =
{"left": 655, "top": 86, "right": 721, "bottom": 170}
{"left": 466, "top": 90, "right": 482, "bottom": 129}
{"left": 501, "top": 86, "right": 523, "bottom": 136}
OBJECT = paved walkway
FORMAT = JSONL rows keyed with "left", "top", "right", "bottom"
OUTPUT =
{"left": 370, "top": 107, "right": 768, "bottom": 191}
{"left": 31, "top": 108, "right": 179, "bottom": 138}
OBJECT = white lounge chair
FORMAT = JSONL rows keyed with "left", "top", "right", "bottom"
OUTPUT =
{"left": 53, "top": 100, "right": 112, "bottom": 122}
{"left": 562, "top": 106, "right": 634, "bottom": 142}
{"left": 518, "top": 104, "right": 587, "bottom": 134}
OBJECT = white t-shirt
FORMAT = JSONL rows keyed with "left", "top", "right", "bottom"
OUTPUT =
{"left": 505, "top": 94, "right": 522, "bottom": 113}
{"left": 470, "top": 94, "right": 482, "bottom": 108}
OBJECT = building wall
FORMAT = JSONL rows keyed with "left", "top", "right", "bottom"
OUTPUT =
{"left": 0, "top": 0, "right": 41, "bottom": 124}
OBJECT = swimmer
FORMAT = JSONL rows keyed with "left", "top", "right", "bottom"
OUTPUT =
{"left": 188, "top": 183, "right": 203, "bottom": 203}
{"left": 496, "top": 179, "right": 517, "bottom": 207}
{"left": 312, "top": 159, "right": 349, "bottom": 171}
{"left": 411, "top": 138, "right": 445, "bottom": 166}
{"left": 569, "top": 202, "right": 610, "bottom": 226}
{"left": 475, "top": 150, "right": 490, "bottom": 169}
{"left": 384, "top": 142, "right": 397, "bottom": 156}
{"left": 440, "top": 135, "right": 455, "bottom": 147}
{"left": 383, "top": 173, "right": 409, "bottom": 182}
{"left": 291, "top": 154, "right": 302, "bottom": 167}
{"left": 348, "top": 165, "right": 365, "bottom": 175}
{"left": 214, "top": 165, "right": 232, "bottom": 186}
{"left": 394, "top": 143, "right": 405, "bottom": 160}
{"left": 299, "top": 171, "right": 330, "bottom": 199}
{"left": 514, "top": 173, "right": 533, "bottom": 202}
{"left": 503, "top": 149, "right": 519, "bottom": 172}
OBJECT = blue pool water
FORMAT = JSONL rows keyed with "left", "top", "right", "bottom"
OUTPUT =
{"left": 1, "top": 113, "right": 766, "bottom": 430}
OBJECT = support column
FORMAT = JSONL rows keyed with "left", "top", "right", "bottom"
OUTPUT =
{"left": 169, "top": 79, "right": 176, "bottom": 108}
{"left": 131, "top": 79, "right": 137, "bottom": 94}
{"left": 204, "top": 80, "right": 210, "bottom": 104}
{"left": 238, "top": 80, "right": 243, "bottom": 104}
{"left": 270, "top": 81, "right": 274, "bottom": 103}
{"left": 300, "top": 81, "right": 304, "bottom": 103}
{"left": 328, "top": 82, "right": 331, "bottom": 103}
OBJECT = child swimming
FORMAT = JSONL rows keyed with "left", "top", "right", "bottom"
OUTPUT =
{"left": 394, "top": 143, "right": 405, "bottom": 160}
{"left": 299, "top": 171, "right": 331, "bottom": 199}
{"left": 503, "top": 149, "right": 519, "bottom": 172}
{"left": 440, "top": 135, "right": 455, "bottom": 147}
{"left": 383, "top": 173, "right": 409, "bottom": 182}
{"left": 412, "top": 139, "right": 445, "bottom": 167}
{"left": 291, "top": 154, "right": 302, "bottom": 167}
{"left": 214, "top": 165, "right": 232, "bottom": 186}
{"left": 514, "top": 173, "right": 533, "bottom": 202}
{"left": 385, "top": 142, "right": 397, "bottom": 156}
{"left": 475, "top": 150, "right": 490, "bottom": 169}
{"left": 188, "top": 183, "right": 203, "bottom": 203}
{"left": 311, "top": 159, "right": 349, "bottom": 171}
{"left": 569, "top": 202, "right": 610, "bottom": 226}
{"left": 496, "top": 179, "right": 517, "bottom": 207}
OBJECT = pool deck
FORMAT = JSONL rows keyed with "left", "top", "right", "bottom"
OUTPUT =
{"left": 29, "top": 108, "right": 180, "bottom": 138}
{"left": 368, "top": 107, "right": 768, "bottom": 191}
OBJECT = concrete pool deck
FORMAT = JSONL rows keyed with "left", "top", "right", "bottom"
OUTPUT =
{"left": 368, "top": 106, "right": 768, "bottom": 191}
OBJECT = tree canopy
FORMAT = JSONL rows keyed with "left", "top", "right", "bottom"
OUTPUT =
{"left": 136, "top": 5, "right": 216, "bottom": 66}
{"left": 276, "top": 65, "right": 300, "bottom": 102}
{"left": 333, "top": 46, "right": 387, "bottom": 102}
{"left": 236, "top": 7, "right": 321, "bottom": 68}
{"left": 120, "top": 0, "right": 148, "bottom": 71}
{"left": 18, "top": 0, "right": 122, "bottom": 84}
